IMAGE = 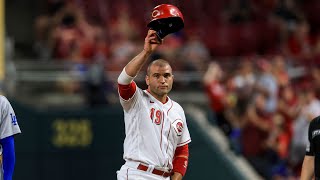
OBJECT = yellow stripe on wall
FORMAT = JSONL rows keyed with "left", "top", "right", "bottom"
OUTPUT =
{"left": 0, "top": 0, "right": 4, "bottom": 81}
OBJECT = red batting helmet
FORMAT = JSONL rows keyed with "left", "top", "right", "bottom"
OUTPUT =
{"left": 147, "top": 4, "right": 184, "bottom": 39}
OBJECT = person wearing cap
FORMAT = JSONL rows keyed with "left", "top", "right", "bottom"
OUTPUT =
{"left": 116, "top": 4, "right": 191, "bottom": 180}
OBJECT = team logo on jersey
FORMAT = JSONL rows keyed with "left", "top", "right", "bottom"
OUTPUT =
{"left": 10, "top": 113, "right": 17, "bottom": 125}
{"left": 172, "top": 119, "right": 183, "bottom": 136}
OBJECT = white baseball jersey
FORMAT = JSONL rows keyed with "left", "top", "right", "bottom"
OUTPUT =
{"left": 0, "top": 96, "right": 21, "bottom": 140}
{"left": 0, "top": 95, "right": 21, "bottom": 180}
{"left": 119, "top": 83, "right": 191, "bottom": 169}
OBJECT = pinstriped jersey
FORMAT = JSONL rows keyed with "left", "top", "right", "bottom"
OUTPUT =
{"left": 119, "top": 84, "right": 191, "bottom": 169}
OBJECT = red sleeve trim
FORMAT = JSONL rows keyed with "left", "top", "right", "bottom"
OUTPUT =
{"left": 173, "top": 144, "right": 189, "bottom": 176}
{"left": 118, "top": 82, "right": 137, "bottom": 100}
{"left": 177, "top": 139, "right": 191, "bottom": 146}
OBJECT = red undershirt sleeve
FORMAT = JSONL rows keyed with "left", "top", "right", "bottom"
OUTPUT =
{"left": 118, "top": 82, "right": 137, "bottom": 100}
{"left": 117, "top": 68, "right": 137, "bottom": 100}
{"left": 172, "top": 144, "right": 189, "bottom": 176}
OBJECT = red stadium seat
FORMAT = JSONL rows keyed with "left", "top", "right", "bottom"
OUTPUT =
{"left": 205, "top": 24, "right": 238, "bottom": 56}
{"left": 236, "top": 23, "right": 261, "bottom": 55}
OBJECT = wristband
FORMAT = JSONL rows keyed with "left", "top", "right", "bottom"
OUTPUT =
{"left": 118, "top": 68, "right": 135, "bottom": 85}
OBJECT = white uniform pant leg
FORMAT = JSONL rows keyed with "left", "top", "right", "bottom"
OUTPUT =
{"left": 116, "top": 164, "right": 170, "bottom": 180}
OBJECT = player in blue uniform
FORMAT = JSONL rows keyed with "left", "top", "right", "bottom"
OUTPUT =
{"left": 0, "top": 96, "right": 21, "bottom": 180}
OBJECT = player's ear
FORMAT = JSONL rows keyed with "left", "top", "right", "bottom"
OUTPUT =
{"left": 145, "top": 75, "right": 150, "bottom": 86}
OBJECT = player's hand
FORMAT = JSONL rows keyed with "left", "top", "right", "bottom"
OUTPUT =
{"left": 170, "top": 172, "right": 183, "bottom": 180}
{"left": 144, "top": 29, "right": 162, "bottom": 53}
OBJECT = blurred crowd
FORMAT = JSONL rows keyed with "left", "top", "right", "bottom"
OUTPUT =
{"left": 31, "top": 0, "right": 213, "bottom": 106}
{"left": 203, "top": 55, "right": 320, "bottom": 179}
{"left": 30, "top": 0, "right": 320, "bottom": 178}
{"left": 200, "top": 0, "right": 320, "bottom": 179}
{"left": 32, "top": 0, "right": 320, "bottom": 68}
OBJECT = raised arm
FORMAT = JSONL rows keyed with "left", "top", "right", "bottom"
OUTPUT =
{"left": 124, "top": 29, "right": 162, "bottom": 77}
{"left": 117, "top": 30, "right": 162, "bottom": 101}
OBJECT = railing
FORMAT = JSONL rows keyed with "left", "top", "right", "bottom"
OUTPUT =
{"left": 14, "top": 60, "right": 204, "bottom": 83}
{"left": 8, "top": 58, "right": 307, "bottom": 107}
{"left": 9, "top": 60, "right": 206, "bottom": 107}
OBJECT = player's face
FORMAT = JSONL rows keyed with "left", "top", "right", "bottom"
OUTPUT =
{"left": 146, "top": 64, "right": 174, "bottom": 100}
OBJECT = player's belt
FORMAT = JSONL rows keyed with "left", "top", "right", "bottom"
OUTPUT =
{"left": 137, "top": 163, "right": 173, "bottom": 177}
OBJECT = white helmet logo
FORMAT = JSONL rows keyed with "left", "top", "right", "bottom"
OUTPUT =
{"left": 152, "top": 10, "right": 161, "bottom": 18}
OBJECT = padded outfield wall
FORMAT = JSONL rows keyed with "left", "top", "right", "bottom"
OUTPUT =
{"left": 11, "top": 100, "right": 243, "bottom": 180}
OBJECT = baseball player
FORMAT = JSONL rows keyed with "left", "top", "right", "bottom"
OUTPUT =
{"left": 0, "top": 95, "right": 21, "bottom": 180}
{"left": 116, "top": 29, "right": 191, "bottom": 180}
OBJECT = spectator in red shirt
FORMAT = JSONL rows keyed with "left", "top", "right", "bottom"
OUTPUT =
{"left": 203, "top": 62, "right": 233, "bottom": 135}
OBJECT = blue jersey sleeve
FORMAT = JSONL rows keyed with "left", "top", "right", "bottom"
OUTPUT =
{"left": 0, "top": 136, "right": 15, "bottom": 180}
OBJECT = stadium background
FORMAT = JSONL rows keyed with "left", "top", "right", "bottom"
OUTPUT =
{"left": 3, "top": 0, "right": 320, "bottom": 179}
